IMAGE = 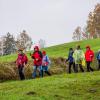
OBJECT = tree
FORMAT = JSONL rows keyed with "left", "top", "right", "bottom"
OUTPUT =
{"left": 38, "top": 39, "right": 46, "bottom": 49}
{"left": 72, "top": 26, "right": 82, "bottom": 41}
{"left": 16, "top": 30, "right": 32, "bottom": 51}
{"left": 86, "top": 3, "right": 100, "bottom": 38}
{"left": 0, "top": 36, "right": 5, "bottom": 56}
{"left": 3, "top": 32, "right": 16, "bottom": 55}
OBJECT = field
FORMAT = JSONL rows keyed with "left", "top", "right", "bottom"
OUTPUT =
{"left": 0, "top": 39, "right": 100, "bottom": 100}
{"left": 0, "top": 72, "right": 100, "bottom": 100}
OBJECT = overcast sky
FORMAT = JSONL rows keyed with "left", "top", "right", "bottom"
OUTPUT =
{"left": 0, "top": 0, "right": 99, "bottom": 46}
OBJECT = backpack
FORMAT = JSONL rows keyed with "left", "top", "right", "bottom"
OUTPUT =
{"left": 97, "top": 54, "right": 100, "bottom": 60}
{"left": 46, "top": 55, "right": 51, "bottom": 65}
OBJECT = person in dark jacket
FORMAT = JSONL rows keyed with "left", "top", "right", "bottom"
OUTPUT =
{"left": 31, "top": 46, "right": 43, "bottom": 78}
{"left": 16, "top": 49, "right": 28, "bottom": 80}
{"left": 97, "top": 50, "right": 100, "bottom": 70}
{"left": 66, "top": 48, "right": 76, "bottom": 73}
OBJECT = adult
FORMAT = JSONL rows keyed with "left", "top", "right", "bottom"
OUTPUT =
{"left": 73, "top": 45, "right": 84, "bottom": 72}
{"left": 85, "top": 46, "right": 94, "bottom": 72}
{"left": 16, "top": 49, "right": 28, "bottom": 80}
{"left": 31, "top": 46, "right": 43, "bottom": 78}
{"left": 66, "top": 48, "right": 76, "bottom": 73}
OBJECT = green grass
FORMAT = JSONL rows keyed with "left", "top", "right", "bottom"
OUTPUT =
{"left": 0, "top": 71, "right": 100, "bottom": 100}
{"left": 0, "top": 39, "right": 100, "bottom": 100}
{"left": 0, "top": 38, "right": 100, "bottom": 62}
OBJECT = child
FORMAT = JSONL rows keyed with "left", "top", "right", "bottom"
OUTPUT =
{"left": 97, "top": 50, "right": 100, "bottom": 70}
{"left": 42, "top": 51, "right": 51, "bottom": 77}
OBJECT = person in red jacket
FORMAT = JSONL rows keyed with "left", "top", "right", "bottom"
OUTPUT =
{"left": 85, "top": 46, "right": 94, "bottom": 72}
{"left": 31, "top": 46, "right": 43, "bottom": 78}
{"left": 16, "top": 49, "right": 28, "bottom": 80}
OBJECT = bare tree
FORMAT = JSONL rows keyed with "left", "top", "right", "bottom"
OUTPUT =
{"left": 86, "top": 3, "right": 100, "bottom": 38}
{"left": 72, "top": 26, "right": 82, "bottom": 41}
{"left": 38, "top": 39, "right": 46, "bottom": 49}
{"left": 0, "top": 36, "right": 5, "bottom": 56}
{"left": 16, "top": 30, "right": 32, "bottom": 51}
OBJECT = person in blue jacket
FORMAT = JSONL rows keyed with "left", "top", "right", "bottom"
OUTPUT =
{"left": 97, "top": 50, "right": 100, "bottom": 70}
{"left": 42, "top": 51, "right": 51, "bottom": 77}
{"left": 66, "top": 48, "right": 76, "bottom": 73}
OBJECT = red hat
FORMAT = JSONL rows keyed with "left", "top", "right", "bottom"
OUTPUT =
{"left": 42, "top": 51, "right": 46, "bottom": 55}
{"left": 86, "top": 45, "right": 90, "bottom": 49}
{"left": 34, "top": 46, "right": 39, "bottom": 51}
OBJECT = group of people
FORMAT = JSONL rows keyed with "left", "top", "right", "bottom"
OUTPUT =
{"left": 15, "top": 45, "right": 100, "bottom": 80}
{"left": 16, "top": 46, "right": 51, "bottom": 80}
{"left": 66, "top": 45, "right": 100, "bottom": 73}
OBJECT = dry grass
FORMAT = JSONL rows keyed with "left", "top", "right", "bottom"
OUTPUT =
{"left": 0, "top": 57, "right": 67, "bottom": 81}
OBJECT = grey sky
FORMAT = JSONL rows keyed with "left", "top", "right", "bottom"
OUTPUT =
{"left": 0, "top": 0, "right": 99, "bottom": 46}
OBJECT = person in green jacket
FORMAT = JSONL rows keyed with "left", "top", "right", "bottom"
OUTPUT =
{"left": 73, "top": 45, "right": 84, "bottom": 72}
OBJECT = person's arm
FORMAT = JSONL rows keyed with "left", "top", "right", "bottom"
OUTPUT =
{"left": 31, "top": 53, "right": 35, "bottom": 59}
{"left": 82, "top": 51, "right": 85, "bottom": 59}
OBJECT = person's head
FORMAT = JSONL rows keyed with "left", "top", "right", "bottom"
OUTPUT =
{"left": 86, "top": 45, "right": 90, "bottom": 51}
{"left": 77, "top": 45, "right": 81, "bottom": 50}
{"left": 34, "top": 46, "right": 39, "bottom": 52}
{"left": 18, "top": 49, "right": 23, "bottom": 54}
{"left": 98, "top": 49, "right": 100, "bottom": 53}
{"left": 42, "top": 51, "right": 46, "bottom": 56}
{"left": 69, "top": 48, "right": 73, "bottom": 52}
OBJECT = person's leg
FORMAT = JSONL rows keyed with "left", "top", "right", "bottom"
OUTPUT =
{"left": 41, "top": 66, "right": 44, "bottom": 77}
{"left": 18, "top": 65, "right": 25, "bottom": 80}
{"left": 68, "top": 62, "right": 72, "bottom": 73}
{"left": 86, "top": 61, "right": 90, "bottom": 72}
{"left": 38, "top": 66, "right": 43, "bottom": 78}
{"left": 75, "top": 64, "right": 78, "bottom": 73}
{"left": 18, "top": 66, "right": 22, "bottom": 80}
{"left": 98, "top": 60, "right": 100, "bottom": 70}
{"left": 44, "top": 67, "right": 51, "bottom": 76}
{"left": 32, "top": 66, "right": 37, "bottom": 78}
{"left": 73, "top": 62, "right": 76, "bottom": 73}
{"left": 89, "top": 62, "right": 94, "bottom": 72}
{"left": 79, "top": 64, "right": 84, "bottom": 72}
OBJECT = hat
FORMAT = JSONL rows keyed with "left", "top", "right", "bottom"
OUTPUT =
{"left": 42, "top": 51, "right": 46, "bottom": 55}
{"left": 98, "top": 49, "right": 100, "bottom": 52}
{"left": 86, "top": 45, "right": 90, "bottom": 49}
{"left": 34, "top": 46, "right": 39, "bottom": 51}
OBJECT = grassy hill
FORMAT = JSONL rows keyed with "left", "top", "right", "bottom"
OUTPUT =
{"left": 0, "top": 38, "right": 100, "bottom": 62}
{"left": 0, "top": 72, "right": 100, "bottom": 100}
{"left": 0, "top": 39, "right": 100, "bottom": 100}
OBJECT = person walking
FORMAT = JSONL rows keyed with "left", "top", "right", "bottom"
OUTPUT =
{"left": 73, "top": 45, "right": 84, "bottom": 72}
{"left": 85, "top": 46, "right": 94, "bottom": 72}
{"left": 66, "top": 48, "right": 76, "bottom": 73}
{"left": 31, "top": 46, "right": 43, "bottom": 78}
{"left": 97, "top": 50, "right": 100, "bottom": 70}
{"left": 16, "top": 49, "right": 28, "bottom": 80}
{"left": 42, "top": 51, "right": 51, "bottom": 77}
